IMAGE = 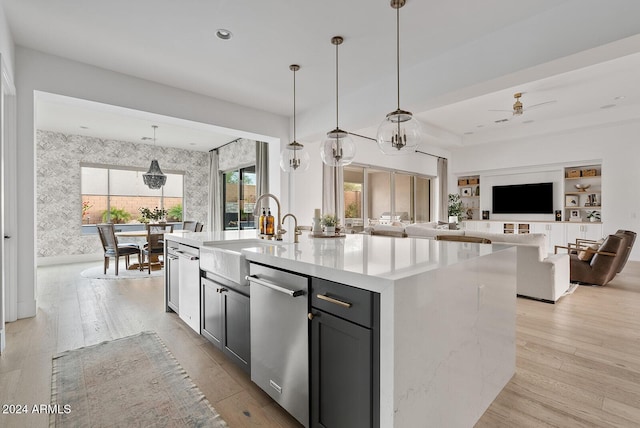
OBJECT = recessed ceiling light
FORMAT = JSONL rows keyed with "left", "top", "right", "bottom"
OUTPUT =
{"left": 600, "top": 104, "right": 616, "bottom": 109}
{"left": 79, "top": 125, "right": 89, "bottom": 129}
{"left": 476, "top": 125, "right": 484, "bottom": 128}
{"left": 463, "top": 131, "right": 474, "bottom": 135}
{"left": 523, "top": 120, "right": 534, "bottom": 124}
{"left": 614, "top": 96, "right": 625, "bottom": 100}
{"left": 216, "top": 29, "right": 232, "bottom": 40}
{"left": 189, "top": 143, "right": 196, "bottom": 146}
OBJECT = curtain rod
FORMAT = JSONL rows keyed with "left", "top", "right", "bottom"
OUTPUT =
{"left": 347, "top": 132, "right": 447, "bottom": 160}
{"left": 209, "top": 137, "right": 243, "bottom": 152}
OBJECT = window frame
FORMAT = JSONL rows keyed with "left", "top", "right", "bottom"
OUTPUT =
{"left": 80, "top": 162, "right": 185, "bottom": 234}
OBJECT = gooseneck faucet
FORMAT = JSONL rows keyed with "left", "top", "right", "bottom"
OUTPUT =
{"left": 253, "top": 193, "right": 284, "bottom": 240}
{"left": 282, "top": 213, "right": 301, "bottom": 243}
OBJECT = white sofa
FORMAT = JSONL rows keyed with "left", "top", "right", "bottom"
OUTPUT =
{"left": 365, "top": 222, "right": 570, "bottom": 303}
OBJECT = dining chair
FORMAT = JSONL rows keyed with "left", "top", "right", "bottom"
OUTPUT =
{"left": 195, "top": 222, "right": 204, "bottom": 232}
{"left": 96, "top": 223, "right": 141, "bottom": 276}
{"left": 182, "top": 220, "right": 197, "bottom": 232}
{"left": 141, "top": 223, "right": 174, "bottom": 274}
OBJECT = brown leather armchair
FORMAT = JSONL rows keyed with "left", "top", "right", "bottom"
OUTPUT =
{"left": 556, "top": 234, "right": 625, "bottom": 286}
{"left": 613, "top": 229, "right": 636, "bottom": 273}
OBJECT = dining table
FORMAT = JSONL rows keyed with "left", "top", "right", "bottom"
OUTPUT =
{"left": 114, "top": 229, "right": 183, "bottom": 270}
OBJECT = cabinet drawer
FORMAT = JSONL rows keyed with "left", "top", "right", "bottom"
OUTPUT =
{"left": 311, "top": 278, "right": 373, "bottom": 327}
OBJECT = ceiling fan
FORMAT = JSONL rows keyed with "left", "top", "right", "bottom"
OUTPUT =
{"left": 490, "top": 92, "right": 556, "bottom": 117}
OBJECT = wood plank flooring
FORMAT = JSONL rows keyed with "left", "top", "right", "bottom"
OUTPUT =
{"left": 1, "top": 260, "right": 639, "bottom": 427}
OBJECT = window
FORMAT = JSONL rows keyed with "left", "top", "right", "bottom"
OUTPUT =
{"left": 222, "top": 165, "right": 256, "bottom": 230}
{"left": 343, "top": 165, "right": 431, "bottom": 227}
{"left": 81, "top": 165, "right": 184, "bottom": 227}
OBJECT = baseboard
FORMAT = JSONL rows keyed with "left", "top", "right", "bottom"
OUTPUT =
{"left": 516, "top": 294, "right": 555, "bottom": 304}
{"left": 37, "top": 253, "right": 102, "bottom": 266}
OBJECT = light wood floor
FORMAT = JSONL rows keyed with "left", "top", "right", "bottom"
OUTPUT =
{"left": 1, "top": 261, "right": 639, "bottom": 427}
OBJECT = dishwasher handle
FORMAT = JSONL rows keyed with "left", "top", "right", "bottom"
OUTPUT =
{"left": 246, "top": 275, "right": 305, "bottom": 297}
{"left": 174, "top": 250, "right": 199, "bottom": 261}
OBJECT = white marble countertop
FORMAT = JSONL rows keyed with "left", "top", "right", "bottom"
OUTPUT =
{"left": 166, "top": 230, "right": 513, "bottom": 293}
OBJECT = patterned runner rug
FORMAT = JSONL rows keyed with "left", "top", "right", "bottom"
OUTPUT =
{"left": 51, "top": 331, "right": 227, "bottom": 427}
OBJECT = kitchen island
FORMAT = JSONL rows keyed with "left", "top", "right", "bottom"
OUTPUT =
{"left": 165, "top": 231, "right": 517, "bottom": 427}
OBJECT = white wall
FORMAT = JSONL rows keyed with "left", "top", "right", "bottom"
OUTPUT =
{"left": 452, "top": 120, "right": 640, "bottom": 260}
{"left": 15, "top": 47, "right": 289, "bottom": 319}
{"left": 0, "top": 3, "right": 14, "bottom": 83}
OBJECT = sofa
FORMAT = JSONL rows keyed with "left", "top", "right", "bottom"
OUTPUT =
{"left": 365, "top": 222, "right": 571, "bottom": 303}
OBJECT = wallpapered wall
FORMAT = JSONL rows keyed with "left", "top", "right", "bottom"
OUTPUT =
{"left": 36, "top": 130, "right": 210, "bottom": 258}
{"left": 218, "top": 138, "right": 256, "bottom": 171}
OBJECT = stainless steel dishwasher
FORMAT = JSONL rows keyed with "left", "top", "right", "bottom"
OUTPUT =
{"left": 247, "top": 263, "right": 309, "bottom": 427}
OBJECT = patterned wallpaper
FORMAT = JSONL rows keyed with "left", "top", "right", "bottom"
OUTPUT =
{"left": 36, "top": 130, "right": 210, "bottom": 258}
{"left": 218, "top": 138, "right": 256, "bottom": 171}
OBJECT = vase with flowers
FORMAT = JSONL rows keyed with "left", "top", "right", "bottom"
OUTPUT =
{"left": 139, "top": 206, "right": 168, "bottom": 223}
{"left": 321, "top": 214, "right": 338, "bottom": 236}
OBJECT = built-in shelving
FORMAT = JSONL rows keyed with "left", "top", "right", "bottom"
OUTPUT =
{"left": 457, "top": 175, "right": 480, "bottom": 220}
{"left": 564, "top": 165, "right": 602, "bottom": 222}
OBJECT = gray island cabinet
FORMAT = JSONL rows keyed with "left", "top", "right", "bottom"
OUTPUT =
{"left": 310, "top": 277, "right": 380, "bottom": 428}
{"left": 164, "top": 231, "right": 517, "bottom": 427}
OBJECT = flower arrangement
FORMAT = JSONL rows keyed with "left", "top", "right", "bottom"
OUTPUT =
{"left": 82, "top": 200, "right": 93, "bottom": 218}
{"left": 139, "top": 206, "right": 168, "bottom": 223}
{"left": 321, "top": 214, "right": 338, "bottom": 227}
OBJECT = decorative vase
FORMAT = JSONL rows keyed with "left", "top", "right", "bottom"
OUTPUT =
{"left": 312, "top": 217, "right": 322, "bottom": 234}
{"left": 324, "top": 226, "right": 335, "bottom": 236}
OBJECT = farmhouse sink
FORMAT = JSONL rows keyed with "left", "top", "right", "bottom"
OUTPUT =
{"left": 200, "top": 239, "right": 289, "bottom": 285}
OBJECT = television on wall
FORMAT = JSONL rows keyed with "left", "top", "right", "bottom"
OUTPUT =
{"left": 492, "top": 182, "right": 553, "bottom": 214}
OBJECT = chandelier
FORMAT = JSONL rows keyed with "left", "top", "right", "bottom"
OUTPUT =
{"left": 321, "top": 36, "right": 356, "bottom": 167}
{"left": 280, "top": 64, "right": 310, "bottom": 173}
{"left": 142, "top": 125, "right": 167, "bottom": 189}
{"left": 376, "top": 0, "right": 422, "bottom": 155}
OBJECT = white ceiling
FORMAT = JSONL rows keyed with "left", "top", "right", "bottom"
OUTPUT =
{"left": 5, "top": 0, "right": 640, "bottom": 151}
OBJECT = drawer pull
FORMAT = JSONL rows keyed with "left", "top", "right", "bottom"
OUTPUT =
{"left": 317, "top": 294, "right": 352, "bottom": 308}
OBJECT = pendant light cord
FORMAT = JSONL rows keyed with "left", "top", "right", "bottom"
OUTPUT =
{"left": 293, "top": 68, "right": 297, "bottom": 142}
{"left": 396, "top": 4, "right": 400, "bottom": 111}
{"left": 335, "top": 40, "right": 339, "bottom": 129}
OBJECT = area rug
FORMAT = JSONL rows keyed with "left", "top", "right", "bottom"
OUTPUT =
{"left": 80, "top": 263, "right": 163, "bottom": 279}
{"left": 50, "top": 331, "right": 228, "bottom": 427}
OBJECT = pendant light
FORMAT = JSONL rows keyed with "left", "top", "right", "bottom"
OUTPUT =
{"left": 321, "top": 36, "right": 356, "bottom": 167}
{"left": 142, "top": 125, "right": 167, "bottom": 189}
{"left": 280, "top": 64, "right": 310, "bottom": 173}
{"left": 376, "top": 0, "right": 421, "bottom": 155}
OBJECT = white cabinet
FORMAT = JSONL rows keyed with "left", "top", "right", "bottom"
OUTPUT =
{"left": 530, "top": 222, "right": 567, "bottom": 254}
{"left": 175, "top": 243, "right": 201, "bottom": 334}
{"left": 566, "top": 223, "right": 604, "bottom": 244}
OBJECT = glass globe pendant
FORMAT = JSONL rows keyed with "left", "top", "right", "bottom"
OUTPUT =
{"left": 376, "top": 0, "right": 421, "bottom": 155}
{"left": 321, "top": 36, "right": 356, "bottom": 167}
{"left": 280, "top": 64, "right": 310, "bottom": 173}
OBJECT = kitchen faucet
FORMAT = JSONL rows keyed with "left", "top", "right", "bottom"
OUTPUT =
{"left": 282, "top": 213, "right": 301, "bottom": 243}
{"left": 253, "top": 193, "right": 284, "bottom": 240}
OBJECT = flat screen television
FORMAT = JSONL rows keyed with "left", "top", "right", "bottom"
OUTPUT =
{"left": 492, "top": 182, "right": 553, "bottom": 214}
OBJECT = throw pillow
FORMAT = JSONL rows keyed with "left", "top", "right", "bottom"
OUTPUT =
{"left": 578, "top": 243, "right": 600, "bottom": 261}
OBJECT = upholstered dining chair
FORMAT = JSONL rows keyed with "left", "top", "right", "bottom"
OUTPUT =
{"left": 195, "top": 222, "right": 204, "bottom": 232}
{"left": 182, "top": 220, "right": 197, "bottom": 232}
{"left": 141, "top": 223, "right": 174, "bottom": 274}
{"left": 96, "top": 223, "right": 141, "bottom": 276}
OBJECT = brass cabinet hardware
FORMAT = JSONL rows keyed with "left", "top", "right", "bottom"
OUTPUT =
{"left": 317, "top": 294, "right": 352, "bottom": 308}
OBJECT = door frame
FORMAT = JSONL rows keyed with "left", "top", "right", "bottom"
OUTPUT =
{"left": 0, "top": 54, "right": 17, "bottom": 353}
